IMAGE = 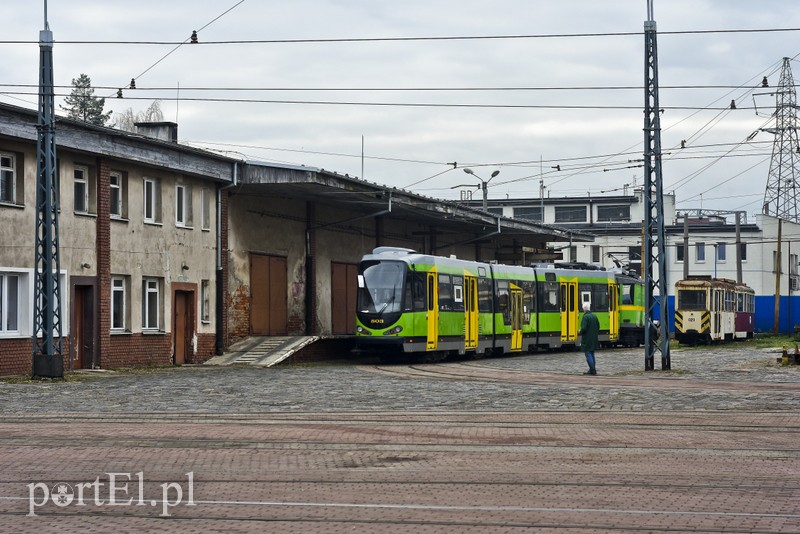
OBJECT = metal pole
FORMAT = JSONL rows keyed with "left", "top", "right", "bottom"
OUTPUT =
{"left": 735, "top": 212, "right": 743, "bottom": 284}
{"left": 683, "top": 214, "right": 689, "bottom": 280}
{"left": 775, "top": 219, "right": 782, "bottom": 334}
{"left": 642, "top": 0, "right": 670, "bottom": 370}
{"left": 32, "top": 2, "right": 63, "bottom": 378}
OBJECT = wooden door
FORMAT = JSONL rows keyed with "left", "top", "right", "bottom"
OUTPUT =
{"left": 250, "top": 254, "right": 288, "bottom": 336}
{"left": 173, "top": 291, "right": 193, "bottom": 365}
{"left": 72, "top": 286, "right": 94, "bottom": 370}
{"left": 331, "top": 262, "right": 358, "bottom": 334}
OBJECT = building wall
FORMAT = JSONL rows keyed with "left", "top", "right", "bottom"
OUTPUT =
{"left": 0, "top": 138, "right": 223, "bottom": 375}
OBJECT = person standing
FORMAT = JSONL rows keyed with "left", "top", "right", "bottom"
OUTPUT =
{"left": 579, "top": 302, "right": 599, "bottom": 375}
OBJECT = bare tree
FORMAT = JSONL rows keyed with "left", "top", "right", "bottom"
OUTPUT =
{"left": 113, "top": 100, "right": 164, "bottom": 132}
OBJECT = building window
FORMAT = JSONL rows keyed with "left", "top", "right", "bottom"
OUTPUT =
{"left": 73, "top": 165, "right": 89, "bottom": 213}
{"left": 111, "top": 276, "right": 128, "bottom": 330}
{"left": 740, "top": 243, "right": 747, "bottom": 262}
{"left": 676, "top": 244, "right": 685, "bottom": 263}
{"left": 696, "top": 242, "right": 705, "bottom": 263}
{"left": 596, "top": 205, "right": 631, "bottom": 222}
{"left": 201, "top": 187, "right": 211, "bottom": 230}
{"left": 564, "top": 245, "right": 577, "bottom": 262}
{"left": 1, "top": 152, "right": 17, "bottom": 204}
{"left": 175, "top": 184, "right": 193, "bottom": 227}
{"left": 716, "top": 242, "right": 726, "bottom": 262}
{"left": 142, "top": 277, "right": 161, "bottom": 330}
{"left": 514, "top": 206, "right": 543, "bottom": 222}
{"left": 201, "top": 279, "right": 211, "bottom": 322}
{"left": 143, "top": 177, "right": 161, "bottom": 223}
{"left": 591, "top": 245, "right": 601, "bottom": 263}
{"left": 554, "top": 205, "right": 586, "bottom": 223}
{"left": 0, "top": 273, "right": 19, "bottom": 333}
{"left": 791, "top": 254, "right": 799, "bottom": 276}
{"left": 110, "top": 171, "right": 128, "bottom": 219}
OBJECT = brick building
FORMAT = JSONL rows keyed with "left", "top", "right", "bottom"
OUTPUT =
{"left": 0, "top": 102, "right": 584, "bottom": 375}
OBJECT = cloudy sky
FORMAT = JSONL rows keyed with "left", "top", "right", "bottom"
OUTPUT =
{"left": 3, "top": 1, "right": 800, "bottom": 219}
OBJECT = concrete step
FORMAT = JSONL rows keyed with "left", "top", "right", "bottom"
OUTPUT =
{"left": 206, "top": 336, "right": 319, "bottom": 367}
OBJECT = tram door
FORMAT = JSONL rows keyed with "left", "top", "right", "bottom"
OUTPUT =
{"left": 510, "top": 284, "right": 523, "bottom": 351}
{"left": 426, "top": 271, "right": 439, "bottom": 350}
{"left": 560, "top": 279, "right": 578, "bottom": 342}
{"left": 608, "top": 280, "right": 619, "bottom": 342}
{"left": 464, "top": 275, "right": 478, "bottom": 350}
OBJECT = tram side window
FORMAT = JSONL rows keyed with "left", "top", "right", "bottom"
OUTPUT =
{"left": 592, "top": 284, "right": 610, "bottom": 311}
{"left": 521, "top": 281, "right": 534, "bottom": 323}
{"left": 496, "top": 280, "right": 511, "bottom": 325}
{"left": 621, "top": 283, "right": 634, "bottom": 305}
{"left": 538, "top": 281, "right": 559, "bottom": 312}
{"left": 438, "top": 274, "right": 453, "bottom": 311}
{"left": 678, "top": 289, "right": 706, "bottom": 311}
{"left": 403, "top": 272, "right": 426, "bottom": 312}
{"left": 451, "top": 275, "right": 465, "bottom": 312}
{"left": 478, "top": 277, "right": 493, "bottom": 312}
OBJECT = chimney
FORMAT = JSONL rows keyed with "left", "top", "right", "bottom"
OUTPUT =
{"left": 134, "top": 121, "right": 178, "bottom": 143}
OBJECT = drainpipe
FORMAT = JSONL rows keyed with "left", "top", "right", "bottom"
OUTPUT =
{"left": 215, "top": 162, "right": 238, "bottom": 355}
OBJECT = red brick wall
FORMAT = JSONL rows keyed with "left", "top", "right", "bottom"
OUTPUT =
{"left": 195, "top": 333, "right": 216, "bottom": 363}
{"left": 96, "top": 158, "right": 111, "bottom": 368}
{"left": 1, "top": 338, "right": 71, "bottom": 376}
{"left": 103, "top": 334, "right": 172, "bottom": 368}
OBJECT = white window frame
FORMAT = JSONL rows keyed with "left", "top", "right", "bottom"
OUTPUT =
{"left": 201, "top": 187, "right": 211, "bottom": 230}
{"left": 716, "top": 242, "right": 727, "bottom": 263}
{"left": 175, "top": 184, "right": 192, "bottom": 228}
{"left": 142, "top": 277, "right": 161, "bottom": 331}
{"left": 0, "top": 273, "right": 20, "bottom": 334}
{"left": 110, "top": 172, "right": 123, "bottom": 219}
{"left": 73, "top": 165, "right": 89, "bottom": 213}
{"left": 695, "top": 242, "right": 705, "bottom": 263}
{"left": 111, "top": 276, "right": 126, "bottom": 331}
{"left": 676, "top": 243, "right": 685, "bottom": 263}
{"left": 143, "top": 178, "right": 155, "bottom": 222}
{"left": 201, "top": 279, "right": 211, "bottom": 323}
{"left": 0, "top": 152, "right": 16, "bottom": 204}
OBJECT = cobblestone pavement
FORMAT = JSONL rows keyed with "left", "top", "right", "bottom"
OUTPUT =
{"left": 0, "top": 344, "right": 799, "bottom": 532}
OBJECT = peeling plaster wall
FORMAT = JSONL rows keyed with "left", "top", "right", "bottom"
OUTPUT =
{"left": 226, "top": 192, "right": 307, "bottom": 338}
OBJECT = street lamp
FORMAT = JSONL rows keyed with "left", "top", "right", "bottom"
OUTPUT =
{"left": 463, "top": 168, "right": 500, "bottom": 210}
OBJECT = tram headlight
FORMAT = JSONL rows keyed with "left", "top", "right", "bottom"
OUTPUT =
{"left": 356, "top": 326, "right": 372, "bottom": 336}
{"left": 383, "top": 325, "right": 403, "bottom": 336}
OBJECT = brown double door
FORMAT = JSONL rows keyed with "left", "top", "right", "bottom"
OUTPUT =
{"left": 331, "top": 262, "right": 357, "bottom": 335}
{"left": 250, "top": 254, "right": 288, "bottom": 335}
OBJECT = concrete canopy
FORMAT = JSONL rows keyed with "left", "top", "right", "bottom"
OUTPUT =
{"left": 239, "top": 161, "right": 592, "bottom": 261}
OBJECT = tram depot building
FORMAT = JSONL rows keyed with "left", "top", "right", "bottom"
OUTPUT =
{"left": 0, "top": 102, "right": 583, "bottom": 375}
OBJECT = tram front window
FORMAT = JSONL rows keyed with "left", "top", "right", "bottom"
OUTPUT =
{"left": 358, "top": 261, "right": 406, "bottom": 315}
{"left": 678, "top": 289, "right": 706, "bottom": 311}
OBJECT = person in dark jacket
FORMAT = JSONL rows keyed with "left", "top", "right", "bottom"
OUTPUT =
{"left": 579, "top": 302, "right": 599, "bottom": 375}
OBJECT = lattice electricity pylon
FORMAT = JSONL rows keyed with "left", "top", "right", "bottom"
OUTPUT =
{"left": 762, "top": 57, "right": 800, "bottom": 223}
{"left": 642, "top": 1, "right": 671, "bottom": 371}
{"left": 32, "top": 19, "right": 64, "bottom": 378}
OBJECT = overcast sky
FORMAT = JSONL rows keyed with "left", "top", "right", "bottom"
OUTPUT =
{"left": 4, "top": 1, "right": 800, "bottom": 219}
